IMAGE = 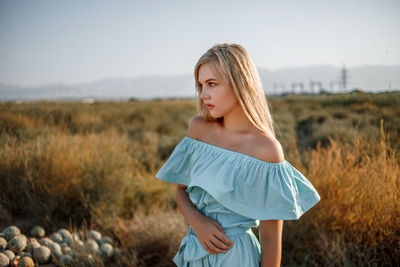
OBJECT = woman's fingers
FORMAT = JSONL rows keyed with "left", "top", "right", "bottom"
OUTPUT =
{"left": 211, "top": 223, "right": 234, "bottom": 247}
{"left": 202, "top": 236, "right": 229, "bottom": 254}
{"left": 205, "top": 241, "right": 222, "bottom": 255}
{"left": 204, "top": 242, "right": 216, "bottom": 255}
{"left": 214, "top": 231, "right": 234, "bottom": 248}
{"left": 207, "top": 239, "right": 226, "bottom": 254}
{"left": 197, "top": 218, "right": 236, "bottom": 255}
{"left": 210, "top": 236, "right": 231, "bottom": 251}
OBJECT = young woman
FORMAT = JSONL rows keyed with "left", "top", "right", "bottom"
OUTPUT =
{"left": 155, "top": 43, "right": 320, "bottom": 267}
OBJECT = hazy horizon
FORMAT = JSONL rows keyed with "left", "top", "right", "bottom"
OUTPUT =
{"left": 1, "top": 0, "right": 399, "bottom": 87}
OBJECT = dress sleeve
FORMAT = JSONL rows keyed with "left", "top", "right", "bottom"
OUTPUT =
{"left": 154, "top": 138, "right": 192, "bottom": 186}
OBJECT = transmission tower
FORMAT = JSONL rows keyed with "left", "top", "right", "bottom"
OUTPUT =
{"left": 340, "top": 63, "right": 349, "bottom": 92}
{"left": 291, "top": 82, "right": 304, "bottom": 94}
{"left": 309, "top": 80, "right": 323, "bottom": 94}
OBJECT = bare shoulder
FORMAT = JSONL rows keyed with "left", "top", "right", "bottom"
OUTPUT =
{"left": 252, "top": 134, "right": 285, "bottom": 163}
{"left": 186, "top": 115, "right": 212, "bottom": 140}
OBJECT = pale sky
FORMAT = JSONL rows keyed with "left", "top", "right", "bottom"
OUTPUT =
{"left": 0, "top": 0, "right": 399, "bottom": 86}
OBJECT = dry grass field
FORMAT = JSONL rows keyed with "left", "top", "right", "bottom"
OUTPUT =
{"left": 0, "top": 91, "right": 399, "bottom": 266}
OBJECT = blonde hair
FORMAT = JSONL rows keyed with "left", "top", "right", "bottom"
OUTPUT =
{"left": 194, "top": 43, "right": 276, "bottom": 138}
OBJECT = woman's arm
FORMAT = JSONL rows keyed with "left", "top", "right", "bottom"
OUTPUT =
{"left": 176, "top": 184, "right": 234, "bottom": 254}
{"left": 176, "top": 116, "right": 233, "bottom": 254}
{"left": 259, "top": 220, "right": 283, "bottom": 267}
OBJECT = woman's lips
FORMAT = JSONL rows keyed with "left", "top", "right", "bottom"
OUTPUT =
{"left": 206, "top": 104, "right": 215, "bottom": 109}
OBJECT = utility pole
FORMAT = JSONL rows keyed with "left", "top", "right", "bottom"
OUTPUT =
{"left": 340, "top": 63, "right": 349, "bottom": 92}
{"left": 309, "top": 80, "right": 323, "bottom": 94}
{"left": 291, "top": 82, "right": 304, "bottom": 94}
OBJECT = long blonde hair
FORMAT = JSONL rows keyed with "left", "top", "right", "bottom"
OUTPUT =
{"left": 194, "top": 43, "right": 277, "bottom": 138}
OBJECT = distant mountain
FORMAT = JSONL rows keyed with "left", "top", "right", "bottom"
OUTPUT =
{"left": 1, "top": 65, "right": 399, "bottom": 102}
{"left": 0, "top": 74, "right": 195, "bottom": 102}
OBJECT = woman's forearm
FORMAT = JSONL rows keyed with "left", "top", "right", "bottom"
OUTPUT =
{"left": 259, "top": 220, "right": 283, "bottom": 267}
{"left": 260, "top": 239, "right": 281, "bottom": 267}
{"left": 176, "top": 186, "right": 204, "bottom": 226}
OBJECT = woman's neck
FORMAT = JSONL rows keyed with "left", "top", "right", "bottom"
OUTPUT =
{"left": 220, "top": 105, "right": 259, "bottom": 135}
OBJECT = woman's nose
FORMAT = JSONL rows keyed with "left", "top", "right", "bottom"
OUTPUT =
{"left": 200, "top": 88, "right": 210, "bottom": 100}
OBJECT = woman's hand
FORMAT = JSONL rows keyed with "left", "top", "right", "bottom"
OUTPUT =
{"left": 175, "top": 185, "right": 234, "bottom": 255}
{"left": 191, "top": 213, "right": 234, "bottom": 255}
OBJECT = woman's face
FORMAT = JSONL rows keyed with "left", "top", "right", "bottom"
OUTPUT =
{"left": 198, "top": 63, "right": 239, "bottom": 119}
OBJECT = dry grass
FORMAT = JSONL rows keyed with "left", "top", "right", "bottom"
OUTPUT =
{"left": 113, "top": 209, "right": 188, "bottom": 267}
{"left": 281, "top": 119, "right": 400, "bottom": 266}
{"left": 0, "top": 92, "right": 399, "bottom": 266}
{"left": 0, "top": 129, "right": 175, "bottom": 229}
{"left": 309, "top": 120, "right": 399, "bottom": 246}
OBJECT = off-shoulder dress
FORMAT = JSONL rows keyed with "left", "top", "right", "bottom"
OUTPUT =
{"left": 154, "top": 136, "right": 321, "bottom": 267}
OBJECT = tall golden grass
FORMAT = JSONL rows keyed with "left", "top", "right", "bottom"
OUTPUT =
{"left": 0, "top": 93, "right": 399, "bottom": 266}
{"left": 110, "top": 120, "right": 400, "bottom": 266}
{"left": 0, "top": 129, "right": 176, "bottom": 229}
{"left": 281, "top": 119, "right": 400, "bottom": 266}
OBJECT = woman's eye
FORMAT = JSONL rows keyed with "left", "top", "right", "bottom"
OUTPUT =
{"left": 209, "top": 82, "right": 216, "bottom": 87}
{"left": 198, "top": 83, "right": 203, "bottom": 88}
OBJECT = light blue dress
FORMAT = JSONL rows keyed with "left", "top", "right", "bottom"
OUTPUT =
{"left": 155, "top": 136, "right": 321, "bottom": 266}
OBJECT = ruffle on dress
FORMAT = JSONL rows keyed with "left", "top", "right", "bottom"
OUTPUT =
{"left": 155, "top": 136, "right": 321, "bottom": 220}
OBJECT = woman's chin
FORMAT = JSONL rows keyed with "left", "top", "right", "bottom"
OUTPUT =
{"left": 208, "top": 111, "right": 218, "bottom": 118}
{"left": 209, "top": 113, "right": 223, "bottom": 120}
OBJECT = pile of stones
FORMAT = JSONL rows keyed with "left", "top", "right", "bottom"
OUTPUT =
{"left": 0, "top": 225, "right": 120, "bottom": 266}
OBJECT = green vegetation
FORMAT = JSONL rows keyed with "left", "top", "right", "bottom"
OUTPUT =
{"left": 0, "top": 92, "right": 399, "bottom": 266}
